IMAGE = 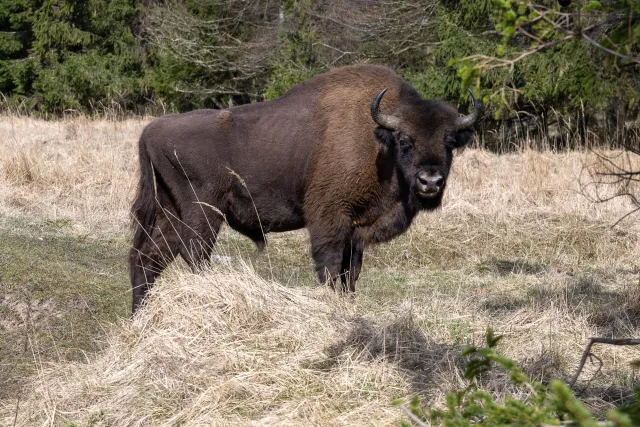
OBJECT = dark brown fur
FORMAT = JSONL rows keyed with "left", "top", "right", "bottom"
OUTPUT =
{"left": 129, "top": 65, "right": 476, "bottom": 313}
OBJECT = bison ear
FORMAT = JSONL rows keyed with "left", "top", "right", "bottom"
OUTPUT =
{"left": 374, "top": 128, "right": 394, "bottom": 149}
{"left": 454, "top": 128, "right": 475, "bottom": 148}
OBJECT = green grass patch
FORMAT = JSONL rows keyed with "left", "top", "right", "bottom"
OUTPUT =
{"left": 0, "top": 216, "right": 130, "bottom": 398}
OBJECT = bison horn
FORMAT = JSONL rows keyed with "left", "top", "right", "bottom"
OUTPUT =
{"left": 455, "top": 88, "right": 482, "bottom": 131}
{"left": 371, "top": 88, "right": 402, "bottom": 131}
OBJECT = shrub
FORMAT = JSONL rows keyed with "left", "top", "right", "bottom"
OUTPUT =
{"left": 395, "top": 328, "right": 640, "bottom": 426}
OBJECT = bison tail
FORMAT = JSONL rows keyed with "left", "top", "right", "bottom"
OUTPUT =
{"left": 131, "top": 136, "right": 157, "bottom": 249}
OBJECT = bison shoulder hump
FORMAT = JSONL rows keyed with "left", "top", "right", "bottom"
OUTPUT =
{"left": 216, "top": 110, "right": 233, "bottom": 129}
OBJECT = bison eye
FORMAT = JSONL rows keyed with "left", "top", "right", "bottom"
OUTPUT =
{"left": 397, "top": 136, "right": 413, "bottom": 150}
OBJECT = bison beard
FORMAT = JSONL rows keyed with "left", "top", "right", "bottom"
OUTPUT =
{"left": 129, "top": 65, "right": 481, "bottom": 314}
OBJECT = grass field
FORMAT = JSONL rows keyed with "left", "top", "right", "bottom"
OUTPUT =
{"left": 1, "top": 115, "right": 639, "bottom": 426}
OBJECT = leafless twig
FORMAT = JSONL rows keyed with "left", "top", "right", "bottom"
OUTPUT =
{"left": 398, "top": 404, "right": 428, "bottom": 427}
{"left": 580, "top": 145, "right": 640, "bottom": 226}
{"left": 569, "top": 337, "right": 640, "bottom": 388}
{"left": 582, "top": 32, "right": 640, "bottom": 64}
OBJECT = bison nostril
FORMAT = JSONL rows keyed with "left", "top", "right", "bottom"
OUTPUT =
{"left": 417, "top": 172, "right": 444, "bottom": 190}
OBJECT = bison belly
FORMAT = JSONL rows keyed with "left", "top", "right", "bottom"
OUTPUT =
{"left": 225, "top": 178, "right": 305, "bottom": 235}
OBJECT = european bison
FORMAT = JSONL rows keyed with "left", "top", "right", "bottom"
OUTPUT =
{"left": 130, "top": 64, "right": 481, "bottom": 313}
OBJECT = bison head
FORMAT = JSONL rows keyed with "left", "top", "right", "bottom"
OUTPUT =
{"left": 371, "top": 87, "right": 481, "bottom": 210}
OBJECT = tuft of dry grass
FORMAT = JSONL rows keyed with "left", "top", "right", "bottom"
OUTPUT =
{"left": 0, "top": 115, "right": 147, "bottom": 234}
{"left": 2, "top": 264, "right": 420, "bottom": 426}
{"left": 1, "top": 115, "right": 640, "bottom": 425}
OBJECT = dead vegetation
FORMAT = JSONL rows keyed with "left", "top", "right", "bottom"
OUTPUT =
{"left": 3, "top": 266, "right": 416, "bottom": 426}
{"left": 0, "top": 115, "right": 639, "bottom": 425}
{"left": 0, "top": 115, "right": 144, "bottom": 234}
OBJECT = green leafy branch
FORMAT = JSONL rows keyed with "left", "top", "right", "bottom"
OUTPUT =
{"left": 394, "top": 327, "right": 639, "bottom": 427}
{"left": 449, "top": 0, "right": 640, "bottom": 117}
{"left": 459, "top": 0, "right": 640, "bottom": 70}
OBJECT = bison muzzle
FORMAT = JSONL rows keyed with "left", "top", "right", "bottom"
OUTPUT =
{"left": 129, "top": 64, "right": 481, "bottom": 314}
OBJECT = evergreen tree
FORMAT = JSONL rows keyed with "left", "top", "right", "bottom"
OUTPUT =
{"left": 1, "top": 0, "right": 638, "bottom": 129}
{"left": 0, "top": 0, "right": 147, "bottom": 113}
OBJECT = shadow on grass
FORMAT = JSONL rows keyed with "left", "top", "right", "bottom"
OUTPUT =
{"left": 311, "top": 313, "right": 634, "bottom": 418}
{"left": 314, "top": 314, "right": 569, "bottom": 395}
{"left": 528, "top": 276, "right": 640, "bottom": 335}
{"left": 477, "top": 258, "right": 548, "bottom": 276}
{"left": 573, "top": 384, "right": 638, "bottom": 415}
{"left": 482, "top": 273, "right": 640, "bottom": 335}
{"left": 319, "top": 313, "right": 466, "bottom": 394}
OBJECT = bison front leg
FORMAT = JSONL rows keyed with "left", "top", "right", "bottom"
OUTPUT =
{"left": 309, "top": 226, "right": 349, "bottom": 291}
{"left": 340, "top": 240, "right": 363, "bottom": 293}
{"left": 311, "top": 244, "right": 343, "bottom": 290}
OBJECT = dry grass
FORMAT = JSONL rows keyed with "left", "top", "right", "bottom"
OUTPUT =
{"left": 1, "top": 115, "right": 640, "bottom": 425}
{"left": 3, "top": 266, "right": 419, "bottom": 426}
{"left": 0, "top": 115, "right": 146, "bottom": 234}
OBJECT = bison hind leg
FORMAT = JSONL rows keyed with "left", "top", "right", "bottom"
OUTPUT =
{"left": 177, "top": 216, "right": 224, "bottom": 273}
{"left": 252, "top": 234, "right": 267, "bottom": 255}
{"left": 178, "top": 237, "right": 214, "bottom": 272}
{"left": 130, "top": 213, "right": 181, "bottom": 314}
{"left": 233, "top": 228, "right": 267, "bottom": 257}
